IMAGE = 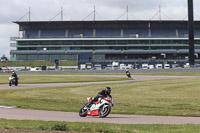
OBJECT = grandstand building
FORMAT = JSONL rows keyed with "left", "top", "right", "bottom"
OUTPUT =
{"left": 10, "top": 20, "right": 200, "bottom": 67}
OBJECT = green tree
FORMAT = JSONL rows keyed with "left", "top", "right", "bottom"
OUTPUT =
{"left": 0, "top": 54, "right": 8, "bottom": 62}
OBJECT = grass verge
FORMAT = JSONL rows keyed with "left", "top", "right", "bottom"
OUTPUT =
{"left": 0, "top": 119, "right": 200, "bottom": 133}
{"left": 0, "top": 60, "right": 77, "bottom": 67}
{"left": 0, "top": 77, "right": 200, "bottom": 116}
{"left": 84, "top": 72, "right": 200, "bottom": 76}
{"left": 0, "top": 74, "right": 130, "bottom": 84}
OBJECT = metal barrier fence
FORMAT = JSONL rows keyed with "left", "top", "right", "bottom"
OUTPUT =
{"left": 1, "top": 68, "right": 199, "bottom": 74}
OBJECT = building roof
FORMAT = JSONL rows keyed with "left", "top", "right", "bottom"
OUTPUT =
{"left": 14, "top": 20, "right": 200, "bottom": 30}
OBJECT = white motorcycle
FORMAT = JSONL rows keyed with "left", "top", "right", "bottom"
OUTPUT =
{"left": 9, "top": 76, "right": 18, "bottom": 86}
{"left": 79, "top": 96, "right": 113, "bottom": 118}
{"left": 126, "top": 71, "right": 131, "bottom": 78}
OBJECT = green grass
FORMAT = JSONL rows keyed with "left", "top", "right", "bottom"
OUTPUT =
{"left": 0, "top": 77, "right": 200, "bottom": 116}
{"left": 86, "top": 72, "right": 200, "bottom": 76}
{"left": 0, "top": 119, "right": 200, "bottom": 133}
{"left": 0, "top": 60, "right": 77, "bottom": 67}
{"left": 54, "top": 72, "right": 200, "bottom": 76}
{"left": 132, "top": 72, "right": 200, "bottom": 76}
{"left": 0, "top": 74, "right": 130, "bottom": 84}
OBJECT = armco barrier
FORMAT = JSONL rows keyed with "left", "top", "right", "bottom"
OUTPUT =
{"left": 12, "top": 68, "right": 200, "bottom": 74}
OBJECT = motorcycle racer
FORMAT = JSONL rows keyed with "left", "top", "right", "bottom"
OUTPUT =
{"left": 11, "top": 71, "right": 18, "bottom": 85}
{"left": 86, "top": 86, "right": 112, "bottom": 108}
{"left": 126, "top": 69, "right": 131, "bottom": 78}
{"left": 79, "top": 86, "right": 113, "bottom": 118}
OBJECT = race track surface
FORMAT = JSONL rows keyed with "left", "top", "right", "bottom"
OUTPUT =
{"left": 1, "top": 108, "right": 200, "bottom": 124}
{"left": 0, "top": 75, "right": 199, "bottom": 124}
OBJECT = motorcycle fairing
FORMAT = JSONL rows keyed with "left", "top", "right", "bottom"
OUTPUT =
{"left": 102, "top": 98, "right": 111, "bottom": 103}
{"left": 87, "top": 110, "right": 99, "bottom": 116}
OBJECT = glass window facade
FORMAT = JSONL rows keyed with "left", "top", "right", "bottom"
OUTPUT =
{"left": 12, "top": 21, "right": 200, "bottom": 62}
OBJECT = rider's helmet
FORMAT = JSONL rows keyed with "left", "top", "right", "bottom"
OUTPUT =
{"left": 105, "top": 86, "right": 111, "bottom": 95}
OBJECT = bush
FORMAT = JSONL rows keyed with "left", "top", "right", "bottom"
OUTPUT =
{"left": 37, "top": 125, "right": 48, "bottom": 130}
{"left": 50, "top": 123, "right": 68, "bottom": 131}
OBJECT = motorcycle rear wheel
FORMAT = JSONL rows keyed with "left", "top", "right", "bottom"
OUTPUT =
{"left": 99, "top": 105, "right": 111, "bottom": 118}
{"left": 79, "top": 106, "right": 87, "bottom": 117}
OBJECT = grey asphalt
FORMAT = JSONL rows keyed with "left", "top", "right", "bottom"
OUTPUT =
{"left": 1, "top": 108, "right": 200, "bottom": 124}
{"left": 0, "top": 75, "right": 199, "bottom": 124}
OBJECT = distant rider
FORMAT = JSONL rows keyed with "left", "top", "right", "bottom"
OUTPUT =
{"left": 86, "top": 87, "right": 112, "bottom": 107}
{"left": 11, "top": 71, "right": 18, "bottom": 85}
{"left": 126, "top": 69, "right": 131, "bottom": 78}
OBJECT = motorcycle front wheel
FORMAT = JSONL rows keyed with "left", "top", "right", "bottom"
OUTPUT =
{"left": 79, "top": 106, "right": 87, "bottom": 117}
{"left": 99, "top": 105, "right": 111, "bottom": 118}
{"left": 9, "top": 81, "right": 12, "bottom": 86}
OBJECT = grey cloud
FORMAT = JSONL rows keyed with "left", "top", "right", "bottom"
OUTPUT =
{"left": 0, "top": 0, "right": 194, "bottom": 22}
{"left": 0, "top": 0, "right": 200, "bottom": 57}
{"left": 0, "top": 24, "right": 18, "bottom": 58}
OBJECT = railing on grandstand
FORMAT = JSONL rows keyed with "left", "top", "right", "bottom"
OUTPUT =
{"left": 92, "top": 59, "right": 191, "bottom": 62}
{"left": 17, "top": 36, "right": 195, "bottom": 39}
{"left": 20, "top": 28, "right": 200, "bottom": 39}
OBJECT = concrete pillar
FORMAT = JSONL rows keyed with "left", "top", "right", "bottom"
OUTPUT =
{"left": 65, "top": 30, "right": 68, "bottom": 38}
{"left": 38, "top": 30, "right": 41, "bottom": 38}
{"left": 93, "top": 29, "right": 96, "bottom": 37}
{"left": 175, "top": 29, "right": 179, "bottom": 37}
{"left": 120, "top": 29, "right": 124, "bottom": 38}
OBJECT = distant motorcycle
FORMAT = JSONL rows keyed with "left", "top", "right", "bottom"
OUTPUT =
{"left": 126, "top": 71, "right": 131, "bottom": 78}
{"left": 79, "top": 96, "right": 113, "bottom": 118}
{"left": 9, "top": 76, "right": 18, "bottom": 86}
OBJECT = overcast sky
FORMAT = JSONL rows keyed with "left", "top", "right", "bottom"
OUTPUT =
{"left": 0, "top": 0, "right": 200, "bottom": 58}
